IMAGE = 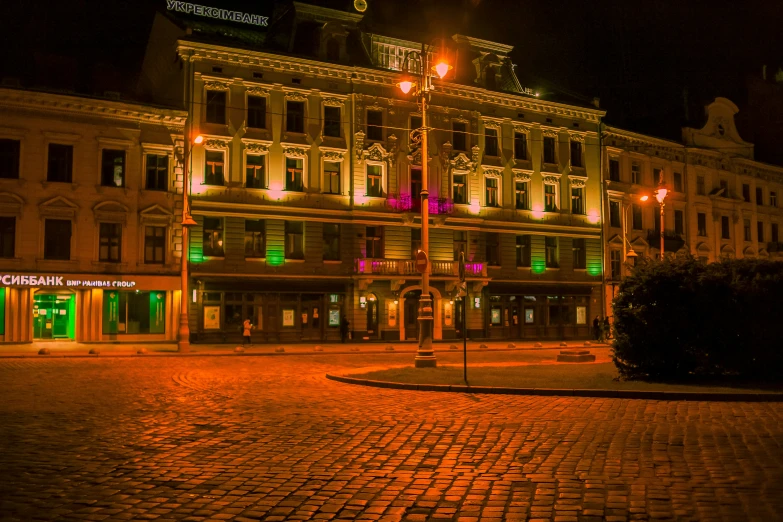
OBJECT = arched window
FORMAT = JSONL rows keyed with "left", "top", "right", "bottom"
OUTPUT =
{"left": 326, "top": 38, "right": 340, "bottom": 61}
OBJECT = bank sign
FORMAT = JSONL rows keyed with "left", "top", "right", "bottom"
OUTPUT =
{"left": 0, "top": 274, "right": 137, "bottom": 289}
{"left": 166, "top": 1, "right": 268, "bottom": 27}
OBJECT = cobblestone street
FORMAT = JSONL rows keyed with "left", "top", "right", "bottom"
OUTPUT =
{"left": 1, "top": 354, "right": 782, "bottom": 521}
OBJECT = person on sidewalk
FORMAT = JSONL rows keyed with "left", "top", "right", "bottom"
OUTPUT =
{"left": 340, "top": 316, "right": 350, "bottom": 343}
{"left": 592, "top": 316, "right": 601, "bottom": 341}
{"left": 601, "top": 316, "right": 611, "bottom": 342}
{"left": 242, "top": 318, "right": 254, "bottom": 347}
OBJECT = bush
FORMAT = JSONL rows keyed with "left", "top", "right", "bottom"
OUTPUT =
{"left": 611, "top": 256, "right": 783, "bottom": 381}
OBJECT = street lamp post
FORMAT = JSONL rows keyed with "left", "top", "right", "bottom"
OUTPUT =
{"left": 398, "top": 41, "right": 451, "bottom": 368}
{"left": 177, "top": 130, "right": 200, "bottom": 353}
{"left": 655, "top": 178, "right": 668, "bottom": 258}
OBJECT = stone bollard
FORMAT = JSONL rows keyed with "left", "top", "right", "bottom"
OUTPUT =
{"left": 507, "top": 343, "right": 516, "bottom": 349}
{"left": 385, "top": 345, "right": 395, "bottom": 351}
{"left": 275, "top": 347, "right": 285, "bottom": 353}
{"left": 534, "top": 342, "right": 543, "bottom": 348}
{"left": 560, "top": 342, "right": 568, "bottom": 347}
{"left": 38, "top": 348, "right": 51, "bottom": 355}
{"left": 449, "top": 344, "right": 458, "bottom": 350}
{"left": 350, "top": 347, "right": 360, "bottom": 352}
{"left": 137, "top": 347, "right": 148, "bottom": 355}
{"left": 314, "top": 345, "right": 323, "bottom": 352}
{"left": 479, "top": 344, "right": 488, "bottom": 349}
{"left": 234, "top": 346, "right": 245, "bottom": 353}
{"left": 584, "top": 341, "right": 592, "bottom": 346}
{"left": 89, "top": 348, "right": 100, "bottom": 355}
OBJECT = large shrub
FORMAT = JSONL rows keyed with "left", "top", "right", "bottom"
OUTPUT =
{"left": 611, "top": 256, "right": 783, "bottom": 381}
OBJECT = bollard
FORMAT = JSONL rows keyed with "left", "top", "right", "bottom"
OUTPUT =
{"left": 385, "top": 345, "right": 395, "bottom": 351}
{"left": 449, "top": 344, "right": 458, "bottom": 350}
{"left": 234, "top": 346, "right": 245, "bottom": 353}
{"left": 38, "top": 348, "right": 51, "bottom": 355}
{"left": 350, "top": 347, "right": 360, "bottom": 352}
{"left": 275, "top": 347, "right": 285, "bottom": 353}
{"left": 507, "top": 343, "right": 516, "bottom": 349}
{"left": 314, "top": 345, "right": 323, "bottom": 352}
{"left": 88, "top": 348, "right": 100, "bottom": 355}
{"left": 479, "top": 344, "right": 488, "bottom": 349}
{"left": 534, "top": 342, "right": 543, "bottom": 348}
{"left": 137, "top": 347, "right": 148, "bottom": 355}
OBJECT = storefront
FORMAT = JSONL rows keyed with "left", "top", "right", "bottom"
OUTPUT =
{"left": 0, "top": 273, "right": 181, "bottom": 343}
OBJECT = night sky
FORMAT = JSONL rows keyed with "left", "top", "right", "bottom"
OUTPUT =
{"left": 2, "top": 0, "right": 781, "bottom": 144}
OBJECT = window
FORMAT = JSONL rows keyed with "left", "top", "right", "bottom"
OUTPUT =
{"left": 453, "top": 230, "right": 467, "bottom": 261}
{"left": 326, "top": 37, "right": 340, "bottom": 60}
{"left": 674, "top": 172, "right": 683, "bottom": 192}
{"left": 366, "top": 164, "right": 383, "bottom": 197}
{"left": 285, "top": 157, "right": 304, "bottom": 192}
{"left": 609, "top": 200, "right": 621, "bottom": 228}
{"left": 98, "top": 223, "right": 121, "bottom": 263}
{"left": 608, "top": 158, "right": 620, "bottom": 182}
{"left": 744, "top": 219, "right": 751, "bottom": 241}
{"left": 772, "top": 223, "right": 779, "bottom": 243}
{"left": 452, "top": 172, "right": 467, "bottom": 204}
{"left": 103, "top": 291, "right": 165, "bottom": 335}
{"left": 324, "top": 162, "right": 340, "bottom": 194}
{"left": 484, "top": 128, "right": 499, "bottom": 156}
{"left": 631, "top": 163, "right": 641, "bottom": 184}
{"left": 543, "top": 136, "right": 556, "bottom": 164}
{"left": 721, "top": 216, "right": 730, "bottom": 240}
{"left": 47, "top": 144, "right": 73, "bottom": 183}
{"left": 204, "top": 151, "right": 225, "bottom": 186}
{"left": 285, "top": 221, "right": 304, "bottom": 259}
{"left": 485, "top": 233, "right": 500, "bottom": 266}
{"left": 101, "top": 149, "right": 126, "bottom": 187}
{"left": 0, "top": 216, "right": 15, "bottom": 258}
{"left": 719, "top": 179, "right": 728, "bottom": 197}
{"left": 411, "top": 167, "right": 422, "bottom": 201}
{"left": 674, "top": 210, "right": 684, "bottom": 235}
{"left": 323, "top": 106, "right": 341, "bottom": 138}
{"left": 757, "top": 221, "right": 764, "bottom": 243}
{"left": 247, "top": 95, "right": 266, "bottom": 129}
{"left": 610, "top": 250, "right": 621, "bottom": 280}
{"left": 205, "top": 90, "right": 226, "bottom": 124}
{"left": 653, "top": 167, "right": 662, "bottom": 185}
{"left": 570, "top": 140, "right": 583, "bottom": 168}
{"left": 544, "top": 184, "right": 558, "bottom": 212}
{"left": 323, "top": 223, "right": 340, "bottom": 261}
{"left": 44, "top": 219, "right": 71, "bottom": 260}
{"left": 452, "top": 121, "right": 467, "bottom": 151}
{"left": 203, "top": 217, "right": 224, "bottom": 257}
{"left": 411, "top": 228, "right": 421, "bottom": 259}
{"left": 697, "top": 175, "right": 705, "bottom": 195}
{"left": 572, "top": 238, "right": 586, "bottom": 269}
{"left": 515, "top": 181, "right": 529, "bottom": 210}
{"left": 485, "top": 177, "right": 499, "bottom": 207}
{"left": 771, "top": 191, "right": 778, "bottom": 207}
{"left": 145, "top": 154, "right": 168, "bottom": 191}
{"left": 514, "top": 132, "right": 528, "bottom": 160}
{"left": 756, "top": 187, "right": 763, "bottom": 205}
{"left": 144, "top": 226, "right": 166, "bottom": 264}
{"left": 246, "top": 154, "right": 266, "bottom": 188}
{"left": 516, "top": 235, "right": 531, "bottom": 267}
{"left": 697, "top": 213, "right": 707, "bottom": 236}
{"left": 367, "top": 110, "right": 383, "bottom": 141}
{"left": 244, "top": 219, "right": 265, "bottom": 258}
{"left": 365, "top": 226, "right": 383, "bottom": 258}
{"left": 0, "top": 139, "right": 20, "bottom": 179}
{"left": 742, "top": 184, "right": 750, "bottom": 202}
{"left": 545, "top": 237, "right": 558, "bottom": 268}
{"left": 632, "top": 204, "right": 643, "bottom": 230}
{"left": 571, "top": 187, "right": 584, "bottom": 215}
{"left": 410, "top": 115, "right": 423, "bottom": 136}
{"left": 286, "top": 101, "right": 305, "bottom": 133}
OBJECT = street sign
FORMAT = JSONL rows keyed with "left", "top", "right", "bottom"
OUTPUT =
{"left": 415, "top": 251, "right": 428, "bottom": 274}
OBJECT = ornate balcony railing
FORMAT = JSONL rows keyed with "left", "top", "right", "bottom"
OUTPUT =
{"left": 355, "top": 258, "right": 486, "bottom": 277}
{"left": 385, "top": 194, "right": 453, "bottom": 214}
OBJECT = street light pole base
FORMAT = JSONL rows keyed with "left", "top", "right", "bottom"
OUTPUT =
{"left": 177, "top": 313, "right": 191, "bottom": 353}
{"left": 414, "top": 355, "right": 437, "bottom": 368}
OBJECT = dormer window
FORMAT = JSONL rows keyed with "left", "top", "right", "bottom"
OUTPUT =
{"left": 326, "top": 38, "right": 340, "bottom": 61}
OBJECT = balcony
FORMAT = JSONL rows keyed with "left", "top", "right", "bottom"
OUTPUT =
{"left": 355, "top": 258, "right": 487, "bottom": 277}
{"left": 386, "top": 194, "right": 454, "bottom": 214}
{"left": 646, "top": 229, "right": 686, "bottom": 253}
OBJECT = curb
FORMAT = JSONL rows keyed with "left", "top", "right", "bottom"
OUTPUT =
{"left": 325, "top": 374, "right": 783, "bottom": 402}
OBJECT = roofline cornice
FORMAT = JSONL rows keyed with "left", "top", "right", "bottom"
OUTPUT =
{"left": 603, "top": 126, "right": 683, "bottom": 149}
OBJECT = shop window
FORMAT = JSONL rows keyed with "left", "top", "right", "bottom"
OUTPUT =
{"left": 486, "top": 232, "right": 500, "bottom": 266}
{"left": 247, "top": 95, "right": 266, "bottom": 129}
{"left": 204, "top": 150, "right": 225, "bottom": 186}
{"left": 47, "top": 144, "right": 73, "bottom": 183}
{"left": 721, "top": 216, "right": 730, "bottom": 239}
{"left": 144, "top": 226, "right": 166, "bottom": 264}
{"left": 609, "top": 200, "right": 621, "bottom": 227}
{"left": 324, "top": 161, "right": 340, "bottom": 194}
{"left": 323, "top": 223, "right": 340, "bottom": 261}
{"left": 44, "top": 219, "right": 71, "bottom": 260}
{"left": 515, "top": 181, "right": 529, "bottom": 210}
{"left": 244, "top": 219, "right": 265, "bottom": 258}
{"left": 323, "top": 106, "right": 341, "bottom": 138}
{"left": 145, "top": 153, "right": 168, "bottom": 191}
{"left": 571, "top": 186, "right": 584, "bottom": 214}
{"left": 484, "top": 128, "right": 499, "bottom": 157}
{"left": 452, "top": 172, "right": 467, "bottom": 205}
{"left": 674, "top": 172, "right": 683, "bottom": 192}
{"left": 206, "top": 90, "right": 226, "bottom": 124}
{"left": 453, "top": 230, "right": 467, "bottom": 261}
{"left": 411, "top": 228, "right": 421, "bottom": 259}
{"left": 572, "top": 238, "right": 586, "bottom": 269}
{"left": 0, "top": 139, "right": 20, "bottom": 179}
{"left": 516, "top": 235, "right": 531, "bottom": 268}
{"left": 246, "top": 154, "right": 266, "bottom": 188}
{"left": 570, "top": 140, "right": 583, "bottom": 168}
{"left": 697, "top": 175, "right": 705, "bottom": 195}
{"left": 608, "top": 158, "right": 620, "bottom": 182}
{"left": 514, "top": 132, "right": 528, "bottom": 160}
{"left": 544, "top": 184, "right": 558, "bottom": 212}
{"left": 543, "top": 136, "right": 556, "bottom": 164}
{"left": 452, "top": 121, "right": 467, "bottom": 151}
{"left": 102, "top": 291, "right": 165, "bottom": 334}
{"left": 485, "top": 177, "right": 499, "bottom": 207}
{"left": 675, "top": 210, "right": 684, "bottom": 235}
{"left": 545, "top": 236, "right": 559, "bottom": 268}
{"left": 0, "top": 216, "right": 15, "bottom": 258}
{"left": 365, "top": 226, "right": 383, "bottom": 258}
{"left": 366, "top": 109, "right": 383, "bottom": 141}
{"left": 285, "top": 221, "right": 304, "bottom": 259}
{"left": 203, "top": 217, "right": 224, "bottom": 257}
{"left": 285, "top": 157, "right": 304, "bottom": 191}
{"left": 697, "top": 213, "right": 707, "bottom": 236}
{"left": 366, "top": 164, "right": 383, "bottom": 197}
{"left": 98, "top": 222, "right": 121, "bottom": 263}
{"left": 286, "top": 101, "right": 305, "bottom": 133}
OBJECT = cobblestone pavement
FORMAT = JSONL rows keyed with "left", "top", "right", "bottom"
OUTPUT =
{"left": 1, "top": 355, "right": 782, "bottom": 521}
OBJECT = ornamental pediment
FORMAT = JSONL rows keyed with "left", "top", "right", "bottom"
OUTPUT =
{"left": 0, "top": 192, "right": 24, "bottom": 216}
{"left": 364, "top": 142, "right": 391, "bottom": 163}
{"left": 512, "top": 169, "right": 532, "bottom": 182}
{"left": 451, "top": 152, "right": 475, "bottom": 172}
{"left": 40, "top": 196, "right": 78, "bottom": 218}
{"left": 140, "top": 204, "right": 174, "bottom": 225}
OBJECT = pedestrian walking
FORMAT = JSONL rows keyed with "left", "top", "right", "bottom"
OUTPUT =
{"left": 592, "top": 316, "right": 601, "bottom": 341}
{"left": 340, "top": 316, "right": 350, "bottom": 343}
{"left": 242, "top": 318, "right": 254, "bottom": 346}
{"left": 602, "top": 316, "right": 611, "bottom": 342}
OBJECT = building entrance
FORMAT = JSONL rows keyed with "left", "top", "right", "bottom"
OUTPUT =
{"left": 33, "top": 294, "right": 75, "bottom": 340}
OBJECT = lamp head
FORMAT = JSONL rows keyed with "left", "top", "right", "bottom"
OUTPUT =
{"left": 627, "top": 249, "right": 638, "bottom": 258}
{"left": 181, "top": 214, "right": 198, "bottom": 227}
{"left": 655, "top": 186, "right": 668, "bottom": 204}
{"left": 397, "top": 79, "right": 414, "bottom": 94}
{"left": 433, "top": 60, "right": 452, "bottom": 79}
{"left": 193, "top": 135, "right": 204, "bottom": 145}
{"left": 639, "top": 195, "right": 649, "bottom": 202}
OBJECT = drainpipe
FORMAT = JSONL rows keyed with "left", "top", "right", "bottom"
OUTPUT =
{"left": 598, "top": 120, "right": 607, "bottom": 322}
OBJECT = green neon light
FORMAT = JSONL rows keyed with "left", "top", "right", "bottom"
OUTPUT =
{"left": 189, "top": 242, "right": 203, "bottom": 263}
{"left": 266, "top": 248, "right": 285, "bottom": 266}
{"left": 531, "top": 258, "right": 546, "bottom": 274}
{"left": 586, "top": 263, "right": 602, "bottom": 276}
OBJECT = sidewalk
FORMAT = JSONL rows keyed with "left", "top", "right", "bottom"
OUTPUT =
{"left": 0, "top": 339, "right": 611, "bottom": 357}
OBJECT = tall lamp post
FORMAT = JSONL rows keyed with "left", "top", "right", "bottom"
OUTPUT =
{"left": 654, "top": 177, "right": 668, "bottom": 258}
{"left": 178, "top": 133, "right": 201, "bottom": 352}
{"left": 397, "top": 41, "right": 451, "bottom": 368}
